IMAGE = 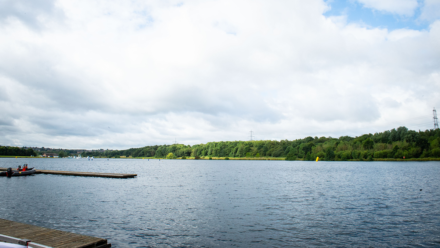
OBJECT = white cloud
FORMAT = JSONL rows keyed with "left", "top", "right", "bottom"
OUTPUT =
{"left": 355, "top": 0, "right": 419, "bottom": 16}
{"left": 0, "top": 0, "right": 439, "bottom": 149}
{"left": 420, "top": 0, "right": 440, "bottom": 22}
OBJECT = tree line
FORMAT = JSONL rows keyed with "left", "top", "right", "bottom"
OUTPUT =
{"left": 81, "top": 126, "right": 440, "bottom": 160}
{"left": 0, "top": 146, "right": 37, "bottom": 156}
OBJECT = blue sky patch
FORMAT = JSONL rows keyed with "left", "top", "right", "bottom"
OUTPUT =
{"left": 324, "top": 0, "right": 429, "bottom": 31}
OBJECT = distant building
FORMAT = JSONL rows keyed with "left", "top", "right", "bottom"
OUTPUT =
{"left": 43, "top": 153, "right": 58, "bottom": 158}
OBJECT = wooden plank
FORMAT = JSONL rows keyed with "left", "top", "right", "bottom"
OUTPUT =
{"left": 21, "top": 229, "right": 59, "bottom": 238}
{"left": 33, "top": 232, "right": 84, "bottom": 246}
{"left": 0, "top": 168, "right": 136, "bottom": 178}
{"left": 46, "top": 235, "right": 97, "bottom": 247}
{"left": 5, "top": 228, "right": 57, "bottom": 239}
{"left": 0, "top": 219, "right": 110, "bottom": 248}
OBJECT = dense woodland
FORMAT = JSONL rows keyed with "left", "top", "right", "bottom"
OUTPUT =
{"left": 81, "top": 127, "right": 440, "bottom": 160}
{"left": 2, "top": 126, "right": 439, "bottom": 160}
{"left": 0, "top": 146, "right": 37, "bottom": 156}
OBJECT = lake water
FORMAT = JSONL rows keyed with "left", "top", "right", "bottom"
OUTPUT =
{"left": 0, "top": 158, "right": 439, "bottom": 247}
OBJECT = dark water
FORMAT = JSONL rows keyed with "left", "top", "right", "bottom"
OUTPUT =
{"left": 1, "top": 158, "right": 440, "bottom": 247}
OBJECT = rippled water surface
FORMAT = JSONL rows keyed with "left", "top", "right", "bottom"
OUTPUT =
{"left": 1, "top": 158, "right": 440, "bottom": 247}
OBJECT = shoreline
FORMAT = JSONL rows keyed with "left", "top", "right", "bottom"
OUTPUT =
{"left": 1, "top": 156, "right": 440, "bottom": 161}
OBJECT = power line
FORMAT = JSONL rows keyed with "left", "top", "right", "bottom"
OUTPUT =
{"left": 434, "top": 107, "right": 439, "bottom": 129}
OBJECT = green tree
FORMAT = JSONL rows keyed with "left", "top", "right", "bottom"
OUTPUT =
{"left": 272, "top": 147, "right": 284, "bottom": 157}
{"left": 133, "top": 150, "right": 141, "bottom": 157}
{"left": 325, "top": 148, "right": 335, "bottom": 161}
{"left": 388, "top": 145, "right": 399, "bottom": 158}
{"left": 416, "top": 137, "right": 429, "bottom": 151}
{"left": 431, "top": 148, "right": 440, "bottom": 157}
{"left": 362, "top": 138, "right": 374, "bottom": 149}
{"left": 166, "top": 153, "right": 175, "bottom": 159}
{"left": 58, "top": 151, "right": 67, "bottom": 158}
{"left": 396, "top": 126, "right": 408, "bottom": 141}
{"left": 285, "top": 151, "right": 297, "bottom": 161}
{"left": 394, "top": 149, "right": 403, "bottom": 159}
{"left": 389, "top": 128, "right": 398, "bottom": 142}
{"left": 316, "top": 151, "right": 325, "bottom": 160}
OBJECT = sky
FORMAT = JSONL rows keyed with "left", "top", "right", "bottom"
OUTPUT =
{"left": 0, "top": 0, "right": 439, "bottom": 149}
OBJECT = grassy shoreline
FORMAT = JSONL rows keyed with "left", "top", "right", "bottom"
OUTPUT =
{"left": 1, "top": 155, "right": 439, "bottom": 161}
{"left": 133, "top": 157, "right": 440, "bottom": 161}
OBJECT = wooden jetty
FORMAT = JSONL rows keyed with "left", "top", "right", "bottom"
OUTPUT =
{"left": 0, "top": 168, "right": 137, "bottom": 178}
{"left": 0, "top": 218, "right": 111, "bottom": 248}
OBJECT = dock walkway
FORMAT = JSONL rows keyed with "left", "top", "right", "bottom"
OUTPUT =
{"left": 0, "top": 168, "right": 137, "bottom": 178}
{"left": 0, "top": 218, "right": 110, "bottom": 248}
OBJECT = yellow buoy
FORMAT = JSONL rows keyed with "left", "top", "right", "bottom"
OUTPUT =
{"left": 316, "top": 157, "right": 319, "bottom": 162}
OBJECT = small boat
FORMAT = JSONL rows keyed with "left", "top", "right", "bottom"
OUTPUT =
{"left": 0, "top": 168, "right": 36, "bottom": 177}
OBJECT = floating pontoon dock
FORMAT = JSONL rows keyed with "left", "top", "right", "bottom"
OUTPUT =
{"left": 0, "top": 168, "right": 137, "bottom": 178}
{"left": 0, "top": 218, "right": 111, "bottom": 248}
